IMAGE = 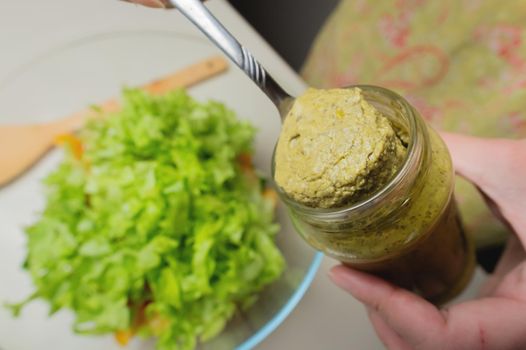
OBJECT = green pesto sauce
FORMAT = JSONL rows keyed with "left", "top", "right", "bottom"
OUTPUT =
{"left": 314, "top": 129, "right": 454, "bottom": 261}
{"left": 275, "top": 88, "right": 454, "bottom": 260}
{"left": 275, "top": 87, "right": 406, "bottom": 208}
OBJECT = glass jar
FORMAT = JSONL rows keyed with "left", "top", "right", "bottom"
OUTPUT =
{"left": 273, "top": 85, "right": 475, "bottom": 305}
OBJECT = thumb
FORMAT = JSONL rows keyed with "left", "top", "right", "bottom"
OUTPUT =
{"left": 329, "top": 265, "right": 447, "bottom": 347}
{"left": 330, "top": 265, "right": 526, "bottom": 350}
{"left": 440, "top": 132, "right": 526, "bottom": 237}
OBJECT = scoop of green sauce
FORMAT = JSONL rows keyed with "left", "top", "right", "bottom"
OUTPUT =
{"left": 274, "top": 88, "right": 407, "bottom": 208}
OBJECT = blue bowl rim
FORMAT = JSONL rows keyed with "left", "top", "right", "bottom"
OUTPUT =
{"left": 236, "top": 252, "right": 324, "bottom": 350}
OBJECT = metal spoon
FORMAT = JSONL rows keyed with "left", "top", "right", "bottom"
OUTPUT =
{"left": 129, "top": 0, "right": 295, "bottom": 119}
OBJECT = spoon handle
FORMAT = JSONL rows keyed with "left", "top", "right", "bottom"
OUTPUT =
{"left": 169, "top": 0, "right": 291, "bottom": 110}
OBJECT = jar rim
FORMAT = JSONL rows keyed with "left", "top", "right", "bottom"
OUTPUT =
{"left": 272, "top": 84, "right": 422, "bottom": 220}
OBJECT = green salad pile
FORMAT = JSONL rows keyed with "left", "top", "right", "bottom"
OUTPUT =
{"left": 10, "top": 89, "right": 285, "bottom": 349}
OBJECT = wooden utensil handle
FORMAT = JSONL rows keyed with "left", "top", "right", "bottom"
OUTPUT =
{"left": 57, "top": 55, "right": 228, "bottom": 133}
{"left": 143, "top": 55, "right": 228, "bottom": 93}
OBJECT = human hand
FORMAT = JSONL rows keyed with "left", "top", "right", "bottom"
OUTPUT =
{"left": 121, "top": 0, "right": 171, "bottom": 8}
{"left": 121, "top": 0, "right": 205, "bottom": 8}
{"left": 330, "top": 132, "right": 526, "bottom": 350}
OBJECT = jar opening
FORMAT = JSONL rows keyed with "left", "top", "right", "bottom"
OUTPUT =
{"left": 272, "top": 85, "right": 426, "bottom": 222}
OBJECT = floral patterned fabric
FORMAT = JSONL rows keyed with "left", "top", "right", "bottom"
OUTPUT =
{"left": 301, "top": 0, "right": 526, "bottom": 248}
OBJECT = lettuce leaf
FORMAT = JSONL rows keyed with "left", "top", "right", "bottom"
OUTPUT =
{"left": 10, "top": 89, "right": 284, "bottom": 350}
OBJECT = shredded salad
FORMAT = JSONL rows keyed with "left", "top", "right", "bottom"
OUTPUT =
{"left": 9, "top": 89, "right": 285, "bottom": 350}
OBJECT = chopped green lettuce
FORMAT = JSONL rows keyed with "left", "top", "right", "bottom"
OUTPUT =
{"left": 10, "top": 89, "right": 285, "bottom": 350}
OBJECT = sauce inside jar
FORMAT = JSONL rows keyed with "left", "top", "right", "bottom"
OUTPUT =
{"left": 273, "top": 86, "right": 475, "bottom": 304}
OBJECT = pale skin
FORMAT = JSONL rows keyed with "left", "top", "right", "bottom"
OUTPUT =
{"left": 123, "top": 0, "right": 171, "bottom": 8}
{"left": 330, "top": 132, "right": 526, "bottom": 350}
{"left": 122, "top": 0, "right": 205, "bottom": 7}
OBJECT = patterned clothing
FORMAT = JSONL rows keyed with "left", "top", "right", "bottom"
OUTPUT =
{"left": 301, "top": 0, "right": 526, "bottom": 247}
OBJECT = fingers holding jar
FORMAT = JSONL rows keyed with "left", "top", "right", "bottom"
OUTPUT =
{"left": 331, "top": 133, "right": 526, "bottom": 349}
{"left": 440, "top": 132, "right": 526, "bottom": 240}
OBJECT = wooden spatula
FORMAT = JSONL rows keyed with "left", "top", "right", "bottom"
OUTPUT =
{"left": 0, "top": 56, "right": 228, "bottom": 187}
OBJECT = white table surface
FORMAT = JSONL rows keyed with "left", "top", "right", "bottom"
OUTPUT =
{"left": 0, "top": 1, "right": 485, "bottom": 349}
